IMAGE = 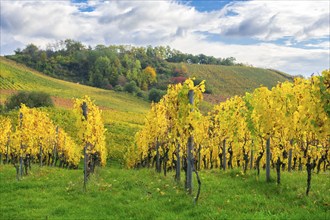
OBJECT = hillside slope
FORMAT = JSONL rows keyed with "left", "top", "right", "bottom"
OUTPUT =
{"left": 0, "top": 57, "right": 149, "bottom": 113}
{"left": 171, "top": 63, "right": 293, "bottom": 102}
{"left": 0, "top": 56, "right": 150, "bottom": 161}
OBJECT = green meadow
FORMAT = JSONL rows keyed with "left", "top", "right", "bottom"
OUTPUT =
{"left": 0, "top": 163, "right": 329, "bottom": 220}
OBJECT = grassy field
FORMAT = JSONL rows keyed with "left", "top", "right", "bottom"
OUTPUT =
{"left": 0, "top": 163, "right": 329, "bottom": 220}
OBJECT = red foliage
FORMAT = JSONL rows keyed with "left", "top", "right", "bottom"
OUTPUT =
{"left": 104, "top": 84, "right": 113, "bottom": 90}
{"left": 170, "top": 76, "right": 187, "bottom": 84}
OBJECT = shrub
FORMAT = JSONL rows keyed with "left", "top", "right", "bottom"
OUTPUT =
{"left": 136, "top": 90, "right": 145, "bottom": 98}
{"left": 103, "top": 83, "right": 113, "bottom": 90}
{"left": 124, "top": 81, "right": 139, "bottom": 94}
{"left": 5, "top": 91, "right": 54, "bottom": 110}
{"left": 148, "top": 88, "right": 166, "bottom": 103}
{"left": 114, "top": 85, "right": 123, "bottom": 92}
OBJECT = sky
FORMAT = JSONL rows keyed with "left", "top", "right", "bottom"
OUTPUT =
{"left": 1, "top": 0, "right": 329, "bottom": 77}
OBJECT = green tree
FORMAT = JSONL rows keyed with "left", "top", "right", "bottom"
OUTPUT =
{"left": 148, "top": 88, "right": 165, "bottom": 102}
{"left": 64, "top": 39, "right": 85, "bottom": 55}
{"left": 89, "top": 56, "right": 111, "bottom": 87}
{"left": 89, "top": 55, "right": 121, "bottom": 87}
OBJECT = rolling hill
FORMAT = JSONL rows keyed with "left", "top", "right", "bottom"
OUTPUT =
{"left": 0, "top": 57, "right": 149, "bottom": 113}
{"left": 171, "top": 63, "right": 293, "bottom": 103}
{"left": 0, "top": 56, "right": 150, "bottom": 162}
{"left": 0, "top": 56, "right": 294, "bottom": 159}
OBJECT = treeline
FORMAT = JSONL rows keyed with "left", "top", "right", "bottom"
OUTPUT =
{"left": 6, "top": 39, "right": 239, "bottom": 100}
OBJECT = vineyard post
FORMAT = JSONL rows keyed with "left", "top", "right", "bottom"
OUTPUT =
{"left": 306, "top": 156, "right": 312, "bottom": 196}
{"left": 39, "top": 143, "right": 42, "bottom": 167}
{"left": 175, "top": 142, "right": 181, "bottom": 182}
{"left": 223, "top": 139, "right": 226, "bottom": 170}
{"left": 198, "top": 146, "right": 201, "bottom": 171}
{"left": 288, "top": 140, "right": 293, "bottom": 172}
{"left": 19, "top": 112, "right": 23, "bottom": 178}
{"left": 83, "top": 145, "right": 88, "bottom": 192}
{"left": 186, "top": 90, "right": 194, "bottom": 194}
{"left": 250, "top": 140, "right": 254, "bottom": 170}
{"left": 156, "top": 139, "right": 161, "bottom": 173}
{"left": 82, "top": 101, "right": 88, "bottom": 192}
{"left": 6, "top": 135, "right": 10, "bottom": 164}
{"left": 53, "top": 126, "right": 58, "bottom": 167}
{"left": 266, "top": 137, "right": 271, "bottom": 182}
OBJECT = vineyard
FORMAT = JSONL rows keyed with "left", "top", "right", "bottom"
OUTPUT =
{"left": 129, "top": 70, "right": 330, "bottom": 197}
{"left": 173, "top": 63, "right": 293, "bottom": 97}
{"left": 0, "top": 56, "right": 329, "bottom": 219}
{"left": 0, "top": 96, "right": 106, "bottom": 183}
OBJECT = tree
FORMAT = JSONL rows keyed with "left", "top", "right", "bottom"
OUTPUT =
{"left": 89, "top": 56, "right": 111, "bottom": 87}
{"left": 148, "top": 88, "right": 165, "bottom": 102}
{"left": 141, "top": 66, "right": 157, "bottom": 90}
{"left": 64, "top": 39, "right": 85, "bottom": 55}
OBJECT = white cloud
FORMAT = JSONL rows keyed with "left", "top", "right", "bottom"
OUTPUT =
{"left": 305, "top": 42, "right": 330, "bottom": 49}
{"left": 217, "top": 1, "right": 330, "bottom": 41}
{"left": 0, "top": 0, "right": 329, "bottom": 77}
{"left": 169, "top": 34, "right": 329, "bottom": 77}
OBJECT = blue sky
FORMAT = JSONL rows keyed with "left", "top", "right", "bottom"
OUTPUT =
{"left": 183, "top": 0, "right": 234, "bottom": 12}
{"left": 1, "top": 0, "right": 329, "bottom": 77}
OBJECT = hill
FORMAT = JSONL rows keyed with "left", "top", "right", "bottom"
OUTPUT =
{"left": 6, "top": 42, "right": 293, "bottom": 106}
{"left": 0, "top": 57, "right": 149, "bottom": 113}
{"left": 0, "top": 56, "right": 150, "bottom": 162}
{"left": 171, "top": 63, "right": 293, "bottom": 103}
{"left": 0, "top": 56, "right": 294, "bottom": 158}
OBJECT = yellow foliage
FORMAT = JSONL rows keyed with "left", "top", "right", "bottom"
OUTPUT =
{"left": 73, "top": 95, "right": 107, "bottom": 166}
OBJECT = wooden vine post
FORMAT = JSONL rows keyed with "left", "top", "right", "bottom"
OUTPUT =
{"left": 222, "top": 139, "right": 226, "bottom": 170}
{"left": 186, "top": 90, "right": 194, "bottom": 194}
{"left": 175, "top": 142, "right": 181, "bottom": 182}
{"left": 82, "top": 101, "right": 88, "bottom": 192}
{"left": 39, "top": 142, "right": 43, "bottom": 167}
{"left": 53, "top": 126, "right": 59, "bottom": 167}
{"left": 19, "top": 112, "right": 23, "bottom": 179}
{"left": 250, "top": 140, "right": 254, "bottom": 170}
{"left": 6, "top": 134, "right": 10, "bottom": 164}
{"left": 266, "top": 137, "right": 271, "bottom": 182}
{"left": 288, "top": 139, "right": 293, "bottom": 172}
{"left": 155, "top": 139, "right": 161, "bottom": 173}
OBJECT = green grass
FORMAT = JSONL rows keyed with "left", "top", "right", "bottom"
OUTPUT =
{"left": 1, "top": 164, "right": 329, "bottom": 219}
